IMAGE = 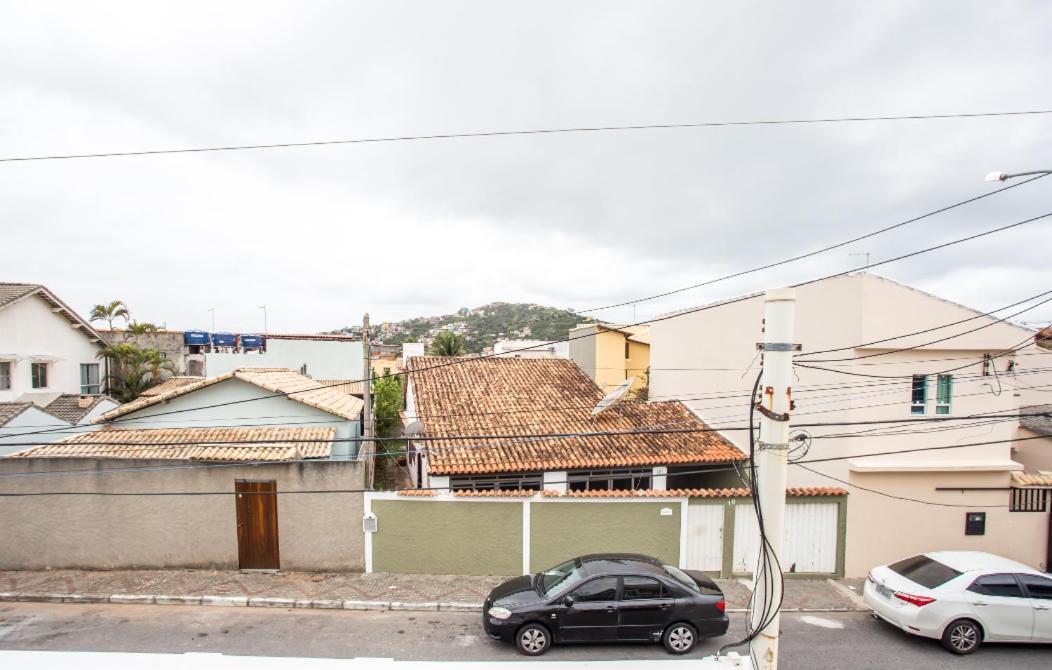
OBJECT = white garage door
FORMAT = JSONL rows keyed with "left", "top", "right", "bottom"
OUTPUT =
{"left": 683, "top": 504, "right": 724, "bottom": 571}
{"left": 732, "top": 502, "right": 839, "bottom": 574}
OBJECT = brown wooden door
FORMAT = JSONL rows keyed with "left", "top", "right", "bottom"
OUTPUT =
{"left": 235, "top": 480, "right": 280, "bottom": 569}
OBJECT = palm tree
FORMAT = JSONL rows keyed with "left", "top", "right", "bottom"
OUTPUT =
{"left": 428, "top": 331, "right": 466, "bottom": 356}
{"left": 89, "top": 300, "right": 130, "bottom": 333}
{"left": 96, "top": 343, "right": 174, "bottom": 402}
{"left": 124, "top": 321, "right": 159, "bottom": 342}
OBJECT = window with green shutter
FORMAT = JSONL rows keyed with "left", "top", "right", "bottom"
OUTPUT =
{"left": 910, "top": 375, "right": 927, "bottom": 415}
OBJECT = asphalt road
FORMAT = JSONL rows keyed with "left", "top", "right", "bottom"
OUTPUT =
{"left": 0, "top": 602, "right": 1049, "bottom": 669}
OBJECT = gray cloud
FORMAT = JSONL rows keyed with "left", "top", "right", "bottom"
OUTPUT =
{"left": 2, "top": 1, "right": 1051, "bottom": 333}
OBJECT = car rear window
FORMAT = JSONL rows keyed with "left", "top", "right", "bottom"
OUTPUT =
{"left": 888, "top": 555, "right": 962, "bottom": 589}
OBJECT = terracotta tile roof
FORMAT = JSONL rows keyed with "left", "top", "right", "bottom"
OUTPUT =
{"left": 1020, "top": 405, "right": 1052, "bottom": 437}
{"left": 0, "top": 403, "right": 33, "bottom": 427}
{"left": 45, "top": 395, "right": 118, "bottom": 423}
{"left": 397, "top": 489, "right": 438, "bottom": 496}
{"left": 316, "top": 380, "right": 365, "bottom": 396}
{"left": 95, "top": 368, "right": 364, "bottom": 423}
{"left": 452, "top": 489, "right": 538, "bottom": 497}
{"left": 406, "top": 356, "right": 744, "bottom": 476}
{"left": 1012, "top": 471, "right": 1052, "bottom": 488}
{"left": 540, "top": 487, "right": 847, "bottom": 498}
{"left": 0, "top": 283, "right": 39, "bottom": 309}
{"left": 8, "top": 426, "right": 335, "bottom": 461}
{"left": 140, "top": 377, "right": 204, "bottom": 397}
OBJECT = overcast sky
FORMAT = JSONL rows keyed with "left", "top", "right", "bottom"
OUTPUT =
{"left": 2, "top": 1, "right": 1051, "bottom": 334}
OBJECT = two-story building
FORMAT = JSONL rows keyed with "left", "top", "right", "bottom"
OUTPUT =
{"left": 0, "top": 283, "right": 110, "bottom": 404}
{"left": 569, "top": 323, "right": 650, "bottom": 395}
{"left": 651, "top": 272, "right": 1052, "bottom": 576}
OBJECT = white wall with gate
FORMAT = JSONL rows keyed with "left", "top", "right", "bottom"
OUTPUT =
{"left": 732, "top": 501, "right": 839, "bottom": 574}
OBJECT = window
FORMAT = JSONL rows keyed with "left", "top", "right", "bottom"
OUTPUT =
{"left": 80, "top": 364, "right": 100, "bottom": 395}
{"left": 568, "top": 468, "right": 652, "bottom": 491}
{"left": 0, "top": 362, "right": 10, "bottom": 390}
{"left": 1020, "top": 574, "right": 1052, "bottom": 600}
{"left": 622, "top": 577, "right": 665, "bottom": 600}
{"left": 967, "top": 574, "right": 1024, "bottom": 598}
{"left": 30, "top": 362, "right": 48, "bottom": 389}
{"left": 965, "top": 511, "right": 986, "bottom": 536}
{"left": 571, "top": 577, "right": 618, "bottom": 603}
{"left": 888, "top": 555, "right": 962, "bottom": 589}
{"left": 935, "top": 374, "right": 952, "bottom": 415}
{"left": 1010, "top": 488, "right": 1048, "bottom": 512}
{"left": 450, "top": 473, "right": 542, "bottom": 491}
{"left": 625, "top": 341, "right": 631, "bottom": 359}
{"left": 910, "top": 375, "right": 927, "bottom": 415}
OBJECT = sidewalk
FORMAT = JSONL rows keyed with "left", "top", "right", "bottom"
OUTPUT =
{"left": 0, "top": 569, "right": 865, "bottom": 612}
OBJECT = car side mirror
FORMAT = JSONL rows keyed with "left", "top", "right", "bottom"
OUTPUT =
{"left": 562, "top": 595, "right": 575, "bottom": 607}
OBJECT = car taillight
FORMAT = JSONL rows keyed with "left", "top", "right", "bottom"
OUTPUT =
{"left": 715, "top": 598, "right": 726, "bottom": 613}
{"left": 893, "top": 592, "right": 936, "bottom": 607}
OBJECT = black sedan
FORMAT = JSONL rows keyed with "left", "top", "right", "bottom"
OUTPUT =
{"left": 483, "top": 553, "right": 728, "bottom": 656}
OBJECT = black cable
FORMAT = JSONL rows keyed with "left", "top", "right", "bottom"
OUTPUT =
{"left": 794, "top": 464, "right": 1009, "bottom": 509}
{"left": 577, "top": 174, "right": 1052, "bottom": 315}
{"left": 53, "top": 210, "right": 1047, "bottom": 439}
{"left": 4, "top": 109, "right": 1051, "bottom": 163}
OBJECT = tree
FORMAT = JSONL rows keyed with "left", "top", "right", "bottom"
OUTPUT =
{"left": 124, "top": 321, "right": 159, "bottom": 341}
{"left": 428, "top": 331, "right": 466, "bottom": 357}
{"left": 372, "top": 372, "right": 404, "bottom": 437}
{"left": 89, "top": 300, "right": 130, "bottom": 332}
{"left": 96, "top": 342, "right": 174, "bottom": 402}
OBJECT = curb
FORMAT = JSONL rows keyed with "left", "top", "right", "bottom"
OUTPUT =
{"left": 0, "top": 591, "right": 868, "bottom": 614}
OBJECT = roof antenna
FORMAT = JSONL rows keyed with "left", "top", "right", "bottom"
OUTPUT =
{"left": 591, "top": 377, "right": 636, "bottom": 418}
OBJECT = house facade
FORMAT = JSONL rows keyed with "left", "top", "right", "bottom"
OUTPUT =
{"left": 569, "top": 323, "right": 650, "bottom": 394}
{"left": 0, "top": 283, "right": 108, "bottom": 403}
{"left": 0, "top": 367, "right": 368, "bottom": 571}
{"left": 650, "top": 273, "right": 1052, "bottom": 576}
{"left": 403, "top": 355, "right": 744, "bottom": 493}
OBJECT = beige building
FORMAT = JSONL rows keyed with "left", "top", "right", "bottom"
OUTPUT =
{"left": 569, "top": 323, "right": 650, "bottom": 395}
{"left": 650, "top": 273, "right": 1052, "bottom": 577}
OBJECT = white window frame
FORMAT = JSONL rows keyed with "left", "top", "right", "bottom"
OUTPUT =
{"left": 935, "top": 374, "right": 952, "bottom": 415}
{"left": 80, "top": 363, "right": 101, "bottom": 395}
{"left": 30, "top": 362, "right": 48, "bottom": 389}
{"left": 910, "top": 374, "right": 927, "bottom": 415}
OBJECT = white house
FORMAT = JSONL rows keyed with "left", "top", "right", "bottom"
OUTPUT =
{"left": 492, "top": 339, "right": 569, "bottom": 358}
{"left": 0, "top": 403, "right": 72, "bottom": 456}
{"left": 650, "top": 272, "right": 1052, "bottom": 576}
{"left": 0, "top": 283, "right": 109, "bottom": 404}
{"left": 80, "top": 367, "right": 365, "bottom": 459}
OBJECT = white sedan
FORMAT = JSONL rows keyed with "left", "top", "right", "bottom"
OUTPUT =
{"left": 864, "top": 551, "right": 1052, "bottom": 654}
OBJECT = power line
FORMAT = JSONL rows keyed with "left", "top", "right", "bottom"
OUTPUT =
{"left": 793, "top": 464, "right": 1008, "bottom": 509}
{"left": 575, "top": 173, "right": 1051, "bottom": 315}
{"left": 4, "top": 109, "right": 1051, "bottom": 164}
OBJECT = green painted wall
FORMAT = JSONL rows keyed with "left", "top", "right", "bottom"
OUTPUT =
{"left": 529, "top": 502, "right": 680, "bottom": 572}
{"left": 372, "top": 500, "right": 522, "bottom": 575}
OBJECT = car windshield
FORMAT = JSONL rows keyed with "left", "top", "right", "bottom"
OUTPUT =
{"left": 663, "top": 564, "right": 700, "bottom": 592}
{"left": 888, "top": 555, "right": 962, "bottom": 589}
{"left": 539, "top": 559, "right": 586, "bottom": 595}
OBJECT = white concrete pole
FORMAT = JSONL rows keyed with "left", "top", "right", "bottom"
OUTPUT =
{"left": 362, "top": 314, "right": 373, "bottom": 476}
{"left": 749, "top": 287, "right": 797, "bottom": 670}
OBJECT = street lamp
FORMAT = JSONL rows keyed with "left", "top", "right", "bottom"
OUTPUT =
{"left": 985, "top": 169, "right": 1052, "bottom": 182}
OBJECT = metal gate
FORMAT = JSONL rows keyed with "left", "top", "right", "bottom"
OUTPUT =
{"left": 683, "top": 504, "right": 724, "bottom": 572}
{"left": 732, "top": 502, "right": 838, "bottom": 574}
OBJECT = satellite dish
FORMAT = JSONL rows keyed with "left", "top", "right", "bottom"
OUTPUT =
{"left": 404, "top": 420, "right": 424, "bottom": 436}
{"left": 591, "top": 377, "right": 636, "bottom": 417}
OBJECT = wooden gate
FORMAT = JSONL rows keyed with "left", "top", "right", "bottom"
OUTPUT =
{"left": 235, "top": 480, "right": 280, "bottom": 570}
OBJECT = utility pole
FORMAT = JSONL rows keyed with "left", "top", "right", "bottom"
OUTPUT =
{"left": 362, "top": 313, "right": 373, "bottom": 476}
{"left": 750, "top": 287, "right": 797, "bottom": 670}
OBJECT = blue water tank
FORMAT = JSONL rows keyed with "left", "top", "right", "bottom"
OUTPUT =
{"left": 241, "top": 334, "right": 264, "bottom": 350}
{"left": 211, "top": 332, "right": 237, "bottom": 347}
{"left": 183, "top": 330, "right": 210, "bottom": 346}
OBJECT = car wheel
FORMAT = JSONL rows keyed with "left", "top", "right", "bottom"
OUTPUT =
{"left": 516, "top": 623, "right": 551, "bottom": 656}
{"left": 941, "top": 619, "right": 981, "bottom": 655}
{"left": 663, "top": 622, "right": 697, "bottom": 655}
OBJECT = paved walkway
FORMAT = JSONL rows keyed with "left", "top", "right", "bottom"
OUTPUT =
{"left": 0, "top": 570, "right": 864, "bottom": 612}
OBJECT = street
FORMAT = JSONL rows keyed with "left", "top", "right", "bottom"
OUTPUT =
{"left": 1, "top": 602, "right": 1048, "bottom": 668}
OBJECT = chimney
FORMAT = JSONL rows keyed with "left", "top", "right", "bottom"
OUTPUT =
{"left": 77, "top": 396, "right": 94, "bottom": 408}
